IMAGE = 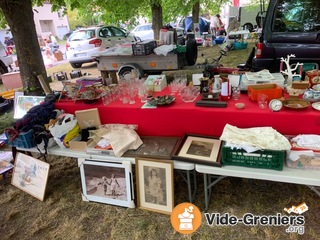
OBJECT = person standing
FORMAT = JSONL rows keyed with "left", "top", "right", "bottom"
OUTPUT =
{"left": 109, "top": 174, "right": 120, "bottom": 198}
{"left": 99, "top": 176, "right": 110, "bottom": 196}
{"left": 4, "top": 36, "right": 14, "bottom": 55}
{"left": 210, "top": 14, "right": 221, "bottom": 38}
{"left": 145, "top": 168, "right": 164, "bottom": 205}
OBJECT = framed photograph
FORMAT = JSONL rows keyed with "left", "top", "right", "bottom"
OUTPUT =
{"left": 79, "top": 159, "right": 135, "bottom": 208}
{"left": 136, "top": 158, "right": 174, "bottom": 215}
{"left": 123, "top": 136, "right": 180, "bottom": 159}
{"left": 172, "top": 134, "right": 222, "bottom": 167}
{"left": 14, "top": 95, "right": 45, "bottom": 119}
{"left": 11, "top": 153, "right": 50, "bottom": 201}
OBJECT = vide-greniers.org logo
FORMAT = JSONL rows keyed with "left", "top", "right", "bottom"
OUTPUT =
{"left": 204, "top": 213, "right": 305, "bottom": 235}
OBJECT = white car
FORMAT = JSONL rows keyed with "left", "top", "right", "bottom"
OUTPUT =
{"left": 131, "top": 23, "right": 185, "bottom": 43}
{"left": 65, "top": 25, "right": 137, "bottom": 68}
{"left": 130, "top": 24, "right": 154, "bottom": 41}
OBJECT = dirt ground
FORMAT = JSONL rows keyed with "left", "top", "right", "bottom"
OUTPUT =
{"left": 1, "top": 43, "right": 320, "bottom": 240}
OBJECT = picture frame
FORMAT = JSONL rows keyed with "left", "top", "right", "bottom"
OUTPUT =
{"left": 79, "top": 158, "right": 135, "bottom": 208}
{"left": 172, "top": 134, "right": 222, "bottom": 167}
{"left": 123, "top": 136, "right": 180, "bottom": 160}
{"left": 75, "top": 108, "right": 101, "bottom": 129}
{"left": 136, "top": 158, "right": 174, "bottom": 215}
{"left": 11, "top": 153, "right": 50, "bottom": 201}
{"left": 13, "top": 95, "right": 45, "bottom": 119}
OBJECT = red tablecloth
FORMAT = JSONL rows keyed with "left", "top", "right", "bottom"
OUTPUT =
{"left": 55, "top": 88, "right": 320, "bottom": 137}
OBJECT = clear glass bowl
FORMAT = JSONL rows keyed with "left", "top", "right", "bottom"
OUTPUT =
{"left": 180, "top": 87, "right": 200, "bottom": 103}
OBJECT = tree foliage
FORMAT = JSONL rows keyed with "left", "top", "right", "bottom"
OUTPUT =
{"left": 0, "top": 0, "right": 233, "bottom": 96}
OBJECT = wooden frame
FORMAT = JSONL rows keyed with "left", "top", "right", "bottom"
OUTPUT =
{"left": 136, "top": 158, "right": 174, "bottom": 215}
{"left": 11, "top": 153, "right": 50, "bottom": 201}
{"left": 123, "top": 136, "right": 180, "bottom": 159}
{"left": 37, "top": 75, "right": 51, "bottom": 95}
{"left": 79, "top": 159, "right": 135, "bottom": 208}
{"left": 172, "top": 134, "right": 222, "bottom": 167}
{"left": 13, "top": 95, "right": 45, "bottom": 119}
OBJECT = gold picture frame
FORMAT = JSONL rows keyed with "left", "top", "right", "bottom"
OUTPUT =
{"left": 172, "top": 134, "right": 222, "bottom": 167}
{"left": 136, "top": 158, "right": 174, "bottom": 215}
{"left": 11, "top": 153, "right": 50, "bottom": 201}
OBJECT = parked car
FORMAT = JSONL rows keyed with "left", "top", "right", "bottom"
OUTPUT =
{"left": 130, "top": 23, "right": 154, "bottom": 41}
{"left": 130, "top": 23, "right": 185, "bottom": 43}
{"left": 65, "top": 25, "right": 137, "bottom": 68}
{"left": 251, "top": 0, "right": 320, "bottom": 72}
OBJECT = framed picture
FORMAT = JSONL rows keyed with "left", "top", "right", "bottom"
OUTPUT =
{"left": 14, "top": 95, "right": 45, "bottom": 119}
{"left": 75, "top": 108, "right": 101, "bottom": 129}
{"left": 11, "top": 153, "right": 50, "bottom": 201}
{"left": 123, "top": 136, "right": 180, "bottom": 159}
{"left": 79, "top": 159, "right": 135, "bottom": 208}
{"left": 172, "top": 134, "right": 222, "bottom": 167}
{"left": 136, "top": 158, "right": 174, "bottom": 215}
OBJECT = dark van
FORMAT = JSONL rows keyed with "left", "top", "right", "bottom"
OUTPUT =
{"left": 252, "top": 0, "right": 320, "bottom": 72}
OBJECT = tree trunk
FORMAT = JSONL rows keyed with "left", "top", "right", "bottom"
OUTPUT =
{"left": 192, "top": 2, "right": 200, "bottom": 23}
{"left": 0, "top": 0, "right": 50, "bottom": 96}
{"left": 151, "top": 1, "right": 163, "bottom": 41}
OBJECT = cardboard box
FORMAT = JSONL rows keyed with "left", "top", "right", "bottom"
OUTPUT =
{"left": 75, "top": 108, "right": 101, "bottom": 129}
{"left": 69, "top": 138, "right": 93, "bottom": 152}
{"left": 86, "top": 140, "right": 115, "bottom": 156}
{"left": 145, "top": 75, "right": 167, "bottom": 92}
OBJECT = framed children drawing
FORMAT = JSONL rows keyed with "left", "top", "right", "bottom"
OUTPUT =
{"left": 172, "top": 134, "right": 222, "bottom": 167}
{"left": 136, "top": 158, "right": 174, "bottom": 215}
{"left": 11, "top": 153, "right": 50, "bottom": 201}
{"left": 79, "top": 158, "right": 135, "bottom": 208}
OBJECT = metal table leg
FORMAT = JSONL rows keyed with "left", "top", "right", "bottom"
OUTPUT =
{"left": 308, "top": 185, "right": 320, "bottom": 197}
{"left": 204, "top": 174, "right": 226, "bottom": 212}
{"left": 179, "top": 169, "right": 197, "bottom": 203}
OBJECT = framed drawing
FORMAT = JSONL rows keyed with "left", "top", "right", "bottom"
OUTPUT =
{"left": 123, "top": 136, "right": 180, "bottom": 160}
{"left": 11, "top": 153, "right": 50, "bottom": 201}
{"left": 14, "top": 95, "right": 45, "bottom": 119}
{"left": 79, "top": 159, "right": 135, "bottom": 208}
{"left": 136, "top": 158, "right": 174, "bottom": 215}
{"left": 172, "top": 134, "right": 222, "bottom": 167}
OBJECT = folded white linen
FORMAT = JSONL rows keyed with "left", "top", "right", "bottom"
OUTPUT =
{"left": 220, "top": 124, "right": 291, "bottom": 152}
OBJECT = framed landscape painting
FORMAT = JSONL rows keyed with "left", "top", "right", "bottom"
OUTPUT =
{"left": 172, "top": 134, "right": 222, "bottom": 167}
{"left": 136, "top": 158, "right": 174, "bottom": 215}
{"left": 79, "top": 159, "right": 135, "bottom": 208}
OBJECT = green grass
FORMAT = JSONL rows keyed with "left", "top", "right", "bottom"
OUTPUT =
{"left": 5, "top": 42, "right": 319, "bottom": 240}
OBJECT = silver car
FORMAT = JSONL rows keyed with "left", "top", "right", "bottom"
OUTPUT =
{"left": 65, "top": 25, "right": 137, "bottom": 68}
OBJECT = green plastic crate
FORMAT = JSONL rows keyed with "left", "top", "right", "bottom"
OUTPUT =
{"left": 221, "top": 143, "right": 285, "bottom": 171}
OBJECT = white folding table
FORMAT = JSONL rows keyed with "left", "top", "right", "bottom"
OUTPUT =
{"left": 196, "top": 164, "right": 320, "bottom": 211}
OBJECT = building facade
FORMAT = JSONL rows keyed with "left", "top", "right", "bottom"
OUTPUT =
{"left": 33, "top": 3, "right": 70, "bottom": 40}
